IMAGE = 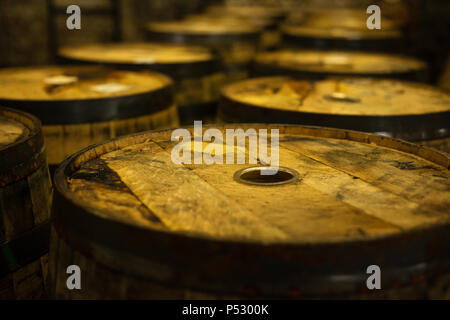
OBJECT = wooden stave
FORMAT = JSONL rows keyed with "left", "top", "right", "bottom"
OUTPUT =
{"left": 50, "top": 124, "right": 450, "bottom": 299}
{"left": 218, "top": 78, "right": 450, "bottom": 142}
{"left": 0, "top": 107, "right": 52, "bottom": 299}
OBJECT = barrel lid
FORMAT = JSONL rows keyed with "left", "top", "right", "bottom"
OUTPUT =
{"left": 0, "top": 107, "right": 44, "bottom": 186}
{"left": 185, "top": 14, "right": 275, "bottom": 31}
{"left": 55, "top": 124, "right": 449, "bottom": 243}
{"left": 0, "top": 66, "right": 174, "bottom": 125}
{"left": 53, "top": 124, "right": 450, "bottom": 296}
{"left": 220, "top": 77, "right": 450, "bottom": 140}
{"left": 0, "top": 114, "right": 28, "bottom": 148}
{"left": 255, "top": 50, "right": 427, "bottom": 76}
{"left": 293, "top": 7, "right": 404, "bottom": 32}
{"left": 205, "top": 5, "right": 286, "bottom": 21}
{"left": 282, "top": 25, "right": 402, "bottom": 40}
{"left": 147, "top": 20, "right": 260, "bottom": 36}
{"left": 222, "top": 77, "right": 450, "bottom": 116}
{"left": 59, "top": 43, "right": 219, "bottom": 78}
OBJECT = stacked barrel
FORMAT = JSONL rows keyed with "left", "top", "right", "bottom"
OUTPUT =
{"left": 0, "top": 0, "right": 449, "bottom": 300}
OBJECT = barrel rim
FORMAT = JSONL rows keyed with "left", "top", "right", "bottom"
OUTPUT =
{"left": 53, "top": 123, "right": 450, "bottom": 247}
{"left": 0, "top": 106, "right": 45, "bottom": 186}
{"left": 146, "top": 29, "right": 261, "bottom": 46}
{"left": 219, "top": 76, "right": 450, "bottom": 141}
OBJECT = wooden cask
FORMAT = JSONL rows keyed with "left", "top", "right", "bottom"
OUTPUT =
{"left": 219, "top": 77, "right": 450, "bottom": 153}
{"left": 50, "top": 124, "right": 450, "bottom": 299}
{"left": 0, "top": 66, "right": 178, "bottom": 171}
{"left": 281, "top": 8, "right": 405, "bottom": 52}
{"left": 253, "top": 50, "right": 428, "bottom": 82}
{"left": 0, "top": 107, "right": 52, "bottom": 299}
{"left": 146, "top": 19, "right": 260, "bottom": 83}
{"left": 59, "top": 43, "right": 225, "bottom": 124}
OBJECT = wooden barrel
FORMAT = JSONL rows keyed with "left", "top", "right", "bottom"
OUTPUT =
{"left": 281, "top": 8, "right": 405, "bottom": 52}
{"left": 219, "top": 77, "right": 450, "bottom": 153}
{"left": 0, "top": 66, "right": 178, "bottom": 171}
{"left": 50, "top": 124, "right": 450, "bottom": 299}
{"left": 146, "top": 19, "right": 260, "bottom": 82}
{"left": 58, "top": 43, "right": 224, "bottom": 124}
{"left": 0, "top": 107, "right": 52, "bottom": 299}
{"left": 253, "top": 50, "right": 428, "bottom": 82}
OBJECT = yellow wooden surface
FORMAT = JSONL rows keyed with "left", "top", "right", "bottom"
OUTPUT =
{"left": 66, "top": 125, "right": 450, "bottom": 244}
{"left": 0, "top": 116, "right": 28, "bottom": 147}
{"left": 222, "top": 77, "right": 450, "bottom": 116}
{"left": 0, "top": 66, "right": 171, "bottom": 101}
{"left": 255, "top": 50, "right": 426, "bottom": 75}
{"left": 59, "top": 43, "right": 214, "bottom": 65}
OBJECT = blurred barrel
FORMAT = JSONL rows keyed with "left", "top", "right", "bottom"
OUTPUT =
{"left": 281, "top": 8, "right": 406, "bottom": 52}
{"left": 185, "top": 13, "right": 281, "bottom": 51}
{"left": 202, "top": 5, "right": 287, "bottom": 50}
{"left": 59, "top": 43, "right": 224, "bottom": 124}
{"left": 0, "top": 66, "right": 178, "bottom": 171}
{"left": 219, "top": 77, "right": 450, "bottom": 153}
{"left": 253, "top": 50, "right": 428, "bottom": 82}
{"left": 0, "top": 107, "right": 52, "bottom": 299}
{"left": 50, "top": 124, "right": 450, "bottom": 299}
{"left": 146, "top": 19, "right": 260, "bottom": 83}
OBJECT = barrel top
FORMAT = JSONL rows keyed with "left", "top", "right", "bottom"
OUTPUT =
{"left": 0, "top": 115, "right": 28, "bottom": 148}
{"left": 57, "top": 124, "right": 450, "bottom": 245}
{"left": 147, "top": 20, "right": 260, "bottom": 35}
{"left": 292, "top": 7, "right": 403, "bottom": 32}
{"left": 255, "top": 50, "right": 426, "bottom": 75}
{"left": 282, "top": 24, "right": 401, "bottom": 40}
{"left": 185, "top": 14, "right": 273, "bottom": 30}
{"left": 0, "top": 66, "right": 172, "bottom": 101}
{"left": 59, "top": 43, "right": 215, "bottom": 65}
{"left": 221, "top": 77, "right": 450, "bottom": 116}
{"left": 0, "top": 107, "right": 44, "bottom": 185}
{"left": 206, "top": 5, "right": 286, "bottom": 19}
